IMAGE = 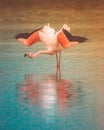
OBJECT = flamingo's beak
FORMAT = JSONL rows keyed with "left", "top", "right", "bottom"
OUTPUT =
{"left": 24, "top": 53, "right": 27, "bottom": 57}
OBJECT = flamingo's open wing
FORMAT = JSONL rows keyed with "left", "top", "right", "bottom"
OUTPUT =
{"left": 15, "top": 33, "right": 30, "bottom": 39}
{"left": 15, "top": 27, "right": 43, "bottom": 46}
{"left": 62, "top": 29, "right": 88, "bottom": 43}
{"left": 15, "top": 27, "right": 43, "bottom": 39}
{"left": 57, "top": 29, "right": 88, "bottom": 48}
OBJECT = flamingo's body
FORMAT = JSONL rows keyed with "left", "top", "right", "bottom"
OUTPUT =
{"left": 15, "top": 24, "right": 87, "bottom": 68}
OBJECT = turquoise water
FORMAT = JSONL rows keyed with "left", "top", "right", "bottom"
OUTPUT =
{"left": 0, "top": 28, "right": 104, "bottom": 130}
{"left": 0, "top": 2, "right": 104, "bottom": 130}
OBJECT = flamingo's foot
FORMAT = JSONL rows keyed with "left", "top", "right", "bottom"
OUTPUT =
{"left": 24, "top": 52, "right": 34, "bottom": 58}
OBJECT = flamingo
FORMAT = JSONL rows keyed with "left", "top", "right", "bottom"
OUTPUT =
{"left": 15, "top": 24, "right": 87, "bottom": 68}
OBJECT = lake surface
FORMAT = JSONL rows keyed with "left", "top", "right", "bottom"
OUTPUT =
{"left": 0, "top": 2, "right": 104, "bottom": 130}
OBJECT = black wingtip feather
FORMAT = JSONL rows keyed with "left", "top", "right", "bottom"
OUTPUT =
{"left": 15, "top": 33, "right": 30, "bottom": 39}
{"left": 62, "top": 29, "right": 88, "bottom": 43}
{"left": 15, "top": 27, "right": 43, "bottom": 39}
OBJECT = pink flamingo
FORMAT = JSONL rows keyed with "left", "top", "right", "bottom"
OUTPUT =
{"left": 15, "top": 24, "right": 87, "bottom": 68}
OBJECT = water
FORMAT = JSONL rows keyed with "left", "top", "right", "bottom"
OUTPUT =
{"left": 0, "top": 2, "right": 104, "bottom": 130}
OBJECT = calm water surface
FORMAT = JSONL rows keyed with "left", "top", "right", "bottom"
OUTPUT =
{"left": 0, "top": 4, "right": 104, "bottom": 130}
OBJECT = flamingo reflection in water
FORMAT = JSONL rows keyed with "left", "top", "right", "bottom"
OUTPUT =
{"left": 15, "top": 24, "right": 87, "bottom": 68}
{"left": 19, "top": 72, "right": 78, "bottom": 117}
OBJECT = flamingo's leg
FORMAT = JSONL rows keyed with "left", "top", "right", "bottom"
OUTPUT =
{"left": 24, "top": 50, "right": 54, "bottom": 59}
{"left": 56, "top": 52, "right": 61, "bottom": 69}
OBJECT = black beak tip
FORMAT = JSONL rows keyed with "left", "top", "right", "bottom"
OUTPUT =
{"left": 24, "top": 53, "right": 27, "bottom": 57}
